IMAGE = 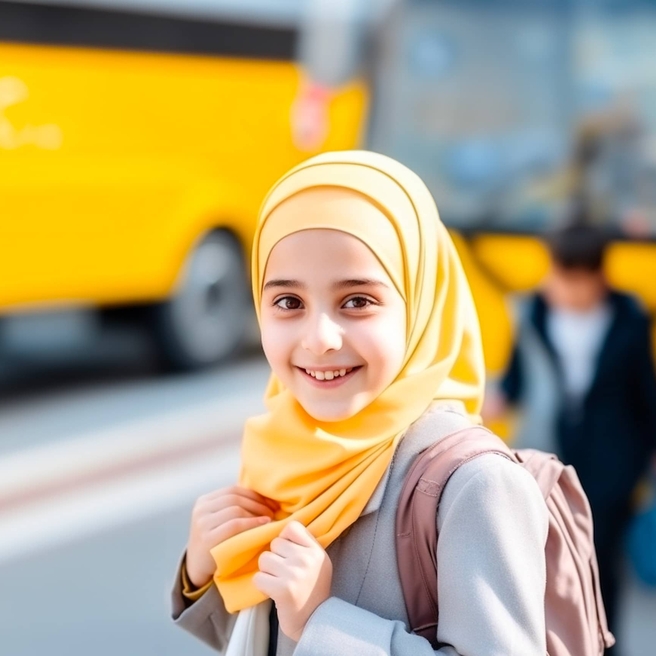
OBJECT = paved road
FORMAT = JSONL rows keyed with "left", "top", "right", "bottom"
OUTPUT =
{"left": 0, "top": 319, "right": 268, "bottom": 653}
{"left": 0, "top": 343, "right": 654, "bottom": 656}
{"left": 0, "top": 505, "right": 216, "bottom": 656}
{"left": 0, "top": 339, "right": 268, "bottom": 655}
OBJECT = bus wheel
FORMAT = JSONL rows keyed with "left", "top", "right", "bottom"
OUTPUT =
{"left": 150, "top": 231, "right": 251, "bottom": 371}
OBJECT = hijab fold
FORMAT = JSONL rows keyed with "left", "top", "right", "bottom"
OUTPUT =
{"left": 211, "top": 151, "right": 484, "bottom": 612}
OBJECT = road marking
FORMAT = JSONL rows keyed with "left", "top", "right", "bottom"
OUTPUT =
{"left": 0, "top": 393, "right": 263, "bottom": 563}
{"left": 0, "top": 394, "right": 261, "bottom": 510}
{"left": 0, "top": 443, "right": 241, "bottom": 564}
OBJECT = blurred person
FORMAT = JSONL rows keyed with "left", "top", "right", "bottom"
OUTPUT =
{"left": 483, "top": 220, "right": 656, "bottom": 655}
{"left": 171, "top": 151, "right": 551, "bottom": 655}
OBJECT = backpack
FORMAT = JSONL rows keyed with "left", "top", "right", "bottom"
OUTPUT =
{"left": 395, "top": 425, "right": 615, "bottom": 655}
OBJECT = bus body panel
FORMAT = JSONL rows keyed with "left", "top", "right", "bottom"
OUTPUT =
{"left": 0, "top": 42, "right": 367, "bottom": 311}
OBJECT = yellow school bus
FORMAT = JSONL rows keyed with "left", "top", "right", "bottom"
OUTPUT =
{"left": 0, "top": 0, "right": 366, "bottom": 368}
{"left": 4, "top": 0, "right": 656, "bottom": 381}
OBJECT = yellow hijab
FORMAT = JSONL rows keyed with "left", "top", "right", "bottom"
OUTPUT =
{"left": 211, "top": 150, "right": 485, "bottom": 612}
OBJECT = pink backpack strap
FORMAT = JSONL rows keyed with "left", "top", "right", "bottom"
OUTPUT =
{"left": 514, "top": 448, "right": 563, "bottom": 498}
{"left": 514, "top": 449, "right": 616, "bottom": 654}
{"left": 395, "top": 426, "right": 513, "bottom": 647}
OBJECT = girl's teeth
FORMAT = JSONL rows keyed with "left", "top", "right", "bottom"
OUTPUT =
{"left": 304, "top": 367, "right": 355, "bottom": 380}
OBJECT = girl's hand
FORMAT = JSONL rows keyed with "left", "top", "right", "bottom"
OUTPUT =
{"left": 253, "top": 521, "right": 333, "bottom": 643}
{"left": 186, "top": 486, "right": 277, "bottom": 588}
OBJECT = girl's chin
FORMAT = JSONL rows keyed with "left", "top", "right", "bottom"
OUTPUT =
{"left": 297, "top": 393, "right": 379, "bottom": 423}
{"left": 298, "top": 400, "right": 361, "bottom": 423}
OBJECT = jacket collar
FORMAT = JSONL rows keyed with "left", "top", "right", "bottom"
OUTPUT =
{"left": 360, "top": 402, "right": 471, "bottom": 517}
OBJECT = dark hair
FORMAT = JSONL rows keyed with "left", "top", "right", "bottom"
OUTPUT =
{"left": 547, "top": 222, "right": 608, "bottom": 272}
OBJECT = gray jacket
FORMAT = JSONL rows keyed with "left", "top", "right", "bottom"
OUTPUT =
{"left": 171, "top": 404, "right": 548, "bottom": 655}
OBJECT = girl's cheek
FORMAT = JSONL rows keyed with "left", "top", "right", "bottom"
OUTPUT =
{"left": 260, "top": 319, "right": 278, "bottom": 355}
{"left": 359, "top": 314, "right": 405, "bottom": 348}
{"left": 261, "top": 321, "right": 293, "bottom": 366}
{"left": 369, "top": 317, "right": 406, "bottom": 376}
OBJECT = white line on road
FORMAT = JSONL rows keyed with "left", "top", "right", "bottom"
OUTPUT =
{"left": 0, "top": 393, "right": 262, "bottom": 506}
{"left": 0, "top": 393, "right": 264, "bottom": 564}
{"left": 0, "top": 442, "right": 241, "bottom": 564}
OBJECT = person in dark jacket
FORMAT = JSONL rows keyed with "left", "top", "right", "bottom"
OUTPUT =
{"left": 483, "top": 222, "right": 656, "bottom": 655}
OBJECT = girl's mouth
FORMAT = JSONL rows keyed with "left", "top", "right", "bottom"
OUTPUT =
{"left": 296, "top": 366, "right": 362, "bottom": 388}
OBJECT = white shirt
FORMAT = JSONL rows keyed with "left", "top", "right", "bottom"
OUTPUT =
{"left": 546, "top": 303, "right": 613, "bottom": 401}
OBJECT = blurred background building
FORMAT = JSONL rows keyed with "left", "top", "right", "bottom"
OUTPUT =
{"left": 1, "top": 1, "right": 655, "bottom": 655}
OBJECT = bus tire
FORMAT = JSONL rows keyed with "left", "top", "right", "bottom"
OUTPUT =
{"left": 149, "top": 231, "right": 252, "bottom": 371}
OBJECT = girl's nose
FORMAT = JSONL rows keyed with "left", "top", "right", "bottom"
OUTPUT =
{"left": 301, "top": 312, "right": 343, "bottom": 354}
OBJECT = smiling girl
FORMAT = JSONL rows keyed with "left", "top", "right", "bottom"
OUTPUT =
{"left": 171, "top": 151, "right": 548, "bottom": 655}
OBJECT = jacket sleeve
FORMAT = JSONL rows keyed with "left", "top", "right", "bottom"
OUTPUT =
{"left": 170, "top": 553, "right": 237, "bottom": 652}
{"left": 630, "top": 313, "right": 656, "bottom": 450}
{"left": 499, "top": 341, "right": 524, "bottom": 405}
{"left": 293, "top": 456, "right": 548, "bottom": 656}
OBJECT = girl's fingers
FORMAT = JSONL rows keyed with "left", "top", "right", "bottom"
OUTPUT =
{"left": 217, "top": 505, "right": 254, "bottom": 519}
{"left": 205, "top": 495, "right": 275, "bottom": 518}
{"left": 252, "top": 571, "right": 278, "bottom": 597}
{"left": 269, "top": 536, "right": 299, "bottom": 558}
{"left": 278, "top": 520, "right": 315, "bottom": 547}
{"left": 210, "top": 514, "right": 271, "bottom": 542}
{"left": 205, "top": 486, "right": 278, "bottom": 511}
{"left": 257, "top": 550, "right": 285, "bottom": 576}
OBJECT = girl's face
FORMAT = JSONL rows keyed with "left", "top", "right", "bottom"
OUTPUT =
{"left": 260, "top": 229, "right": 407, "bottom": 422}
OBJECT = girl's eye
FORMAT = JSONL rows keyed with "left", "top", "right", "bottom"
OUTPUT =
{"left": 274, "top": 296, "right": 303, "bottom": 311}
{"left": 343, "top": 296, "right": 374, "bottom": 309}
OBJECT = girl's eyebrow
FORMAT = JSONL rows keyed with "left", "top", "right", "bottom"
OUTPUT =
{"left": 263, "top": 278, "right": 390, "bottom": 292}
{"left": 332, "top": 279, "right": 390, "bottom": 290}
{"left": 263, "top": 279, "right": 305, "bottom": 291}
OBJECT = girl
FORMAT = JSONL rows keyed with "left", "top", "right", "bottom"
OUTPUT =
{"left": 171, "top": 151, "right": 548, "bottom": 655}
